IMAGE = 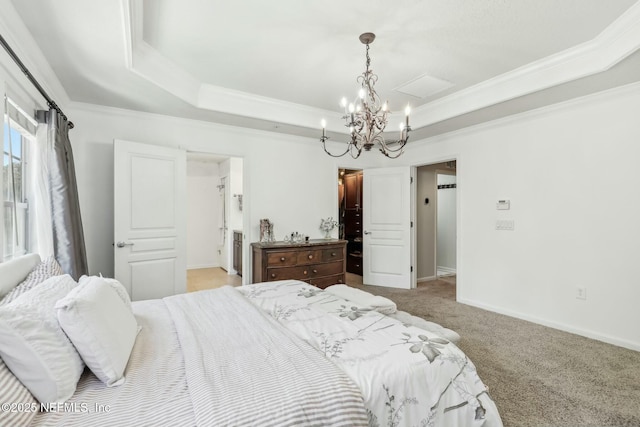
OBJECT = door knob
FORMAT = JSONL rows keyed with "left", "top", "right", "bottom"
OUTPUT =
{"left": 364, "top": 231, "right": 371, "bottom": 235}
{"left": 116, "top": 241, "right": 134, "bottom": 248}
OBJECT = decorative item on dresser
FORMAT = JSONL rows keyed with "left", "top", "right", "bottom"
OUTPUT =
{"left": 259, "top": 218, "right": 275, "bottom": 243}
{"left": 251, "top": 239, "right": 347, "bottom": 288}
{"left": 319, "top": 217, "right": 338, "bottom": 239}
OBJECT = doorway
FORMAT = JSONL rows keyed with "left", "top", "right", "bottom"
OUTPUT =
{"left": 186, "top": 153, "right": 244, "bottom": 292}
{"left": 338, "top": 168, "right": 363, "bottom": 285}
{"left": 436, "top": 173, "right": 457, "bottom": 278}
{"left": 416, "top": 161, "right": 457, "bottom": 293}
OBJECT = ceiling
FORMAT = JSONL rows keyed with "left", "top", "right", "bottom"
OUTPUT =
{"left": 9, "top": 0, "right": 640, "bottom": 142}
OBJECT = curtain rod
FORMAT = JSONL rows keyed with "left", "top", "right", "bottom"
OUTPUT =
{"left": 0, "top": 32, "right": 74, "bottom": 129}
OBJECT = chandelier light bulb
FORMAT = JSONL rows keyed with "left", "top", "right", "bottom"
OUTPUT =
{"left": 340, "top": 97, "right": 347, "bottom": 108}
{"left": 399, "top": 122, "right": 405, "bottom": 131}
{"left": 405, "top": 105, "right": 411, "bottom": 116}
{"left": 321, "top": 119, "right": 326, "bottom": 128}
{"left": 382, "top": 102, "right": 388, "bottom": 112}
{"left": 348, "top": 103, "right": 355, "bottom": 113}
{"left": 358, "top": 88, "right": 365, "bottom": 99}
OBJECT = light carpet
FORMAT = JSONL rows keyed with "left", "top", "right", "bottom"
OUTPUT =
{"left": 356, "top": 280, "right": 640, "bottom": 427}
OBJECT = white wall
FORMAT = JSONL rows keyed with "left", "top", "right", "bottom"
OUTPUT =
{"left": 186, "top": 160, "right": 220, "bottom": 269}
{"left": 436, "top": 174, "right": 457, "bottom": 273}
{"left": 395, "top": 82, "right": 640, "bottom": 351}
{"left": 67, "top": 104, "right": 384, "bottom": 283}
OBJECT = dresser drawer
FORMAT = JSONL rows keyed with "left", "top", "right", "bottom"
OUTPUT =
{"left": 266, "top": 265, "right": 314, "bottom": 281}
{"left": 309, "top": 274, "right": 344, "bottom": 289}
{"left": 266, "top": 251, "right": 298, "bottom": 266}
{"left": 296, "top": 250, "right": 322, "bottom": 265}
{"left": 308, "top": 260, "right": 343, "bottom": 278}
{"left": 321, "top": 247, "right": 343, "bottom": 262}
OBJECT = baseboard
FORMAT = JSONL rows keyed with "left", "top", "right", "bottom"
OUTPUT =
{"left": 437, "top": 266, "right": 457, "bottom": 275}
{"left": 417, "top": 276, "right": 436, "bottom": 283}
{"left": 458, "top": 297, "right": 640, "bottom": 352}
{"left": 187, "top": 263, "right": 219, "bottom": 270}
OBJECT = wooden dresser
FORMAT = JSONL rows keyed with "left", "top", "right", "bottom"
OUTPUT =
{"left": 251, "top": 239, "right": 347, "bottom": 288}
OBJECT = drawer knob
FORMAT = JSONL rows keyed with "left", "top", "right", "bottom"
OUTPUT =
{"left": 338, "top": 279, "right": 343, "bottom": 283}
{"left": 271, "top": 273, "right": 276, "bottom": 278}
{"left": 308, "top": 254, "right": 313, "bottom": 259}
{"left": 303, "top": 270, "right": 308, "bottom": 275}
{"left": 331, "top": 252, "right": 336, "bottom": 256}
{"left": 313, "top": 269, "right": 318, "bottom": 274}
{"left": 280, "top": 257, "right": 285, "bottom": 262}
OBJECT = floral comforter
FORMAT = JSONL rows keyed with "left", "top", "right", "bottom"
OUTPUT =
{"left": 239, "top": 280, "right": 503, "bottom": 427}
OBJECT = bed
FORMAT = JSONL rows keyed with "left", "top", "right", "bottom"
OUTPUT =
{"left": 0, "top": 254, "right": 502, "bottom": 427}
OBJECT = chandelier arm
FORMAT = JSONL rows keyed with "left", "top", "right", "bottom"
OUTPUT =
{"left": 378, "top": 138, "right": 409, "bottom": 153}
{"left": 349, "top": 145, "right": 360, "bottom": 159}
{"left": 321, "top": 138, "right": 354, "bottom": 158}
{"left": 380, "top": 147, "right": 405, "bottom": 159}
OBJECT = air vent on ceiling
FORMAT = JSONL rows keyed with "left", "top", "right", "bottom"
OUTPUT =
{"left": 394, "top": 73, "right": 455, "bottom": 99}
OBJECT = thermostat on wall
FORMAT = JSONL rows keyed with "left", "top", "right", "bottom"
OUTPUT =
{"left": 496, "top": 200, "right": 510, "bottom": 210}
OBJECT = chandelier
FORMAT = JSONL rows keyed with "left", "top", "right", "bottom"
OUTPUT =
{"left": 320, "top": 32, "right": 411, "bottom": 159}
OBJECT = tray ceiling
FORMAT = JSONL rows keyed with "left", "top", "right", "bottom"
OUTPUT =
{"left": 8, "top": 0, "right": 640, "bottom": 141}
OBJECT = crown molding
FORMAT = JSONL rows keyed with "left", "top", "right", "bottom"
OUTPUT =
{"left": 121, "top": 0, "right": 640, "bottom": 136}
{"left": 121, "top": 0, "right": 200, "bottom": 103}
{"left": 410, "top": 1, "right": 640, "bottom": 129}
{"left": 122, "top": 0, "right": 346, "bottom": 133}
{"left": 407, "top": 80, "right": 640, "bottom": 150}
{"left": 68, "top": 100, "right": 319, "bottom": 145}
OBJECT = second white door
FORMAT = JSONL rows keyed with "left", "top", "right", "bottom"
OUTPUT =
{"left": 362, "top": 166, "right": 413, "bottom": 289}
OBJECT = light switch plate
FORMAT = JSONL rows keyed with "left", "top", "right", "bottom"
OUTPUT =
{"left": 497, "top": 200, "right": 510, "bottom": 210}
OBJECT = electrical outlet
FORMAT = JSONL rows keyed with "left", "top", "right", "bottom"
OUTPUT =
{"left": 576, "top": 287, "right": 587, "bottom": 300}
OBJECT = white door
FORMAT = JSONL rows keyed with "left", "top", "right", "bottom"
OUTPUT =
{"left": 114, "top": 140, "right": 187, "bottom": 301}
{"left": 363, "top": 167, "right": 414, "bottom": 289}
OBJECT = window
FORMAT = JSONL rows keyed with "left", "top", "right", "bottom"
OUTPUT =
{"left": 3, "top": 112, "right": 32, "bottom": 260}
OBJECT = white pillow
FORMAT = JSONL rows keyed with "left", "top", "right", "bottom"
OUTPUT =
{"left": 0, "top": 256, "right": 64, "bottom": 306}
{"left": 78, "top": 275, "right": 132, "bottom": 311}
{"left": 0, "top": 275, "right": 83, "bottom": 404}
{"left": 56, "top": 276, "right": 139, "bottom": 387}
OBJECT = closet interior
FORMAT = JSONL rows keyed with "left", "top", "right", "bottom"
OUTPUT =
{"left": 338, "top": 169, "right": 363, "bottom": 276}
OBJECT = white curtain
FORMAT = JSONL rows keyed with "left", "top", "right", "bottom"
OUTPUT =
{"left": 28, "top": 119, "right": 54, "bottom": 258}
